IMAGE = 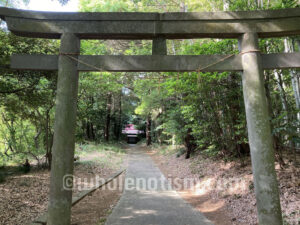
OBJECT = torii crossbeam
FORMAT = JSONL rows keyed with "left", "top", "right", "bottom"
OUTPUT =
{"left": 1, "top": 7, "right": 300, "bottom": 225}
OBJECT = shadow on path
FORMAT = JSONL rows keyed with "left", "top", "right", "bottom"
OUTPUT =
{"left": 105, "top": 146, "right": 214, "bottom": 225}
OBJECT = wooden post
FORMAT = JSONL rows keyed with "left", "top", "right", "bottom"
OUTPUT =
{"left": 239, "top": 33, "right": 282, "bottom": 225}
{"left": 47, "top": 33, "right": 80, "bottom": 225}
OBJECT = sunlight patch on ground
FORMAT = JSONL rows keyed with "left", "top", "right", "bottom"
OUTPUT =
{"left": 133, "top": 209, "right": 157, "bottom": 215}
{"left": 194, "top": 178, "right": 214, "bottom": 196}
{"left": 197, "top": 199, "right": 225, "bottom": 213}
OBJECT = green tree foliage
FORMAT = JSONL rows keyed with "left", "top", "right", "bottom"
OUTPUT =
{"left": 132, "top": 0, "right": 300, "bottom": 161}
{"left": 0, "top": 0, "right": 299, "bottom": 167}
{"left": 0, "top": 30, "right": 59, "bottom": 166}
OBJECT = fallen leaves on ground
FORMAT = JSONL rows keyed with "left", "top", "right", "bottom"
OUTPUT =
{"left": 0, "top": 154, "right": 124, "bottom": 225}
{"left": 149, "top": 149, "right": 299, "bottom": 225}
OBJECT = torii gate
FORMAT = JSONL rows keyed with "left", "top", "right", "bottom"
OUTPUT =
{"left": 1, "top": 7, "right": 300, "bottom": 225}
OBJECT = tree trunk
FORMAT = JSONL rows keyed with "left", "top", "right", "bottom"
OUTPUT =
{"left": 86, "top": 122, "right": 95, "bottom": 140}
{"left": 285, "top": 38, "right": 300, "bottom": 114}
{"left": 90, "top": 122, "right": 95, "bottom": 140}
{"left": 115, "top": 92, "right": 122, "bottom": 141}
{"left": 45, "top": 110, "right": 51, "bottom": 169}
{"left": 294, "top": 40, "right": 300, "bottom": 148}
{"left": 290, "top": 39, "right": 300, "bottom": 149}
{"left": 293, "top": 40, "right": 300, "bottom": 112}
{"left": 44, "top": 106, "right": 53, "bottom": 170}
{"left": 274, "top": 69, "right": 293, "bottom": 147}
{"left": 34, "top": 128, "right": 41, "bottom": 151}
{"left": 184, "top": 128, "right": 196, "bottom": 159}
{"left": 265, "top": 70, "right": 285, "bottom": 167}
{"left": 227, "top": 72, "right": 248, "bottom": 158}
{"left": 105, "top": 93, "right": 112, "bottom": 142}
{"left": 274, "top": 70, "right": 289, "bottom": 113}
{"left": 146, "top": 115, "right": 152, "bottom": 146}
{"left": 86, "top": 121, "right": 90, "bottom": 139}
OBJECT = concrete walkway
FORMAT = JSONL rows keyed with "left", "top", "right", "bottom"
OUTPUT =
{"left": 105, "top": 148, "right": 213, "bottom": 225}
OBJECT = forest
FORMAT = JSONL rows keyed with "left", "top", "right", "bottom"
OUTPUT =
{"left": 0, "top": 0, "right": 299, "bottom": 224}
{"left": 0, "top": 0, "right": 299, "bottom": 168}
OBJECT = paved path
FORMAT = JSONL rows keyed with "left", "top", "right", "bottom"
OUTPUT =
{"left": 105, "top": 148, "right": 213, "bottom": 225}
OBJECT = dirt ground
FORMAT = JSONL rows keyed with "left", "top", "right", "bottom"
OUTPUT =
{"left": 71, "top": 173, "right": 125, "bottom": 225}
{"left": 148, "top": 148, "right": 299, "bottom": 225}
{"left": 1, "top": 144, "right": 298, "bottom": 225}
{"left": 0, "top": 149, "right": 126, "bottom": 225}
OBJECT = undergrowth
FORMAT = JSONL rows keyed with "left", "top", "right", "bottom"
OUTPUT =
{"left": 75, "top": 142, "right": 127, "bottom": 169}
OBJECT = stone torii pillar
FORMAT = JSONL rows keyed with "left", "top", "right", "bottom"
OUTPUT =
{"left": 47, "top": 33, "right": 80, "bottom": 225}
{"left": 239, "top": 33, "right": 282, "bottom": 225}
{"left": 152, "top": 37, "right": 167, "bottom": 55}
